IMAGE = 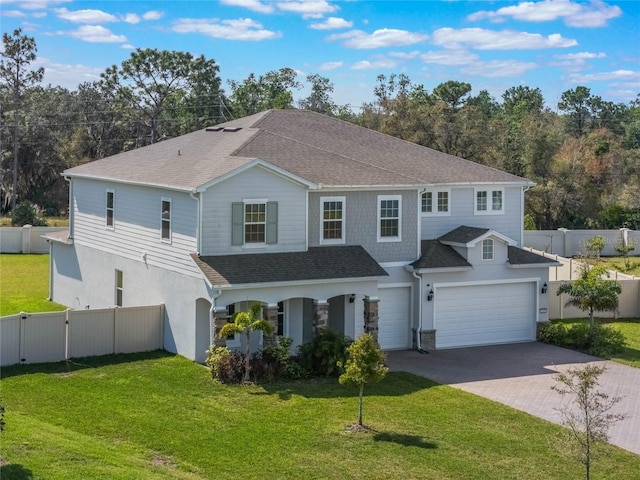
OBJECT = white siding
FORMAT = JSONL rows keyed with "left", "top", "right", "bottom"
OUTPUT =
{"left": 72, "top": 179, "right": 200, "bottom": 276}
{"left": 421, "top": 186, "right": 524, "bottom": 244}
{"left": 200, "top": 165, "right": 307, "bottom": 255}
{"left": 50, "top": 243, "right": 208, "bottom": 361}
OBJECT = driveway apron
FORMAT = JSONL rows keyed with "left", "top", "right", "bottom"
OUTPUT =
{"left": 386, "top": 342, "right": 640, "bottom": 455}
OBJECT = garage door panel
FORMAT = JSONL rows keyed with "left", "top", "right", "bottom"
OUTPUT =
{"left": 435, "top": 283, "right": 535, "bottom": 349}
{"left": 378, "top": 287, "right": 411, "bottom": 350}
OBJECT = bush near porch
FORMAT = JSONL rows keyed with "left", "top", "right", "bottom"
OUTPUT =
{"left": 1, "top": 351, "right": 639, "bottom": 479}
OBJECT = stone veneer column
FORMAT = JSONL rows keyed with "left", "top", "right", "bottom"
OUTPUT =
{"left": 363, "top": 296, "right": 379, "bottom": 343}
{"left": 314, "top": 300, "right": 329, "bottom": 336}
{"left": 264, "top": 303, "right": 279, "bottom": 346}
{"left": 212, "top": 306, "right": 229, "bottom": 347}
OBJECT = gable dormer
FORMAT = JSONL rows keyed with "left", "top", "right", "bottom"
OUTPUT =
{"left": 438, "top": 226, "right": 517, "bottom": 264}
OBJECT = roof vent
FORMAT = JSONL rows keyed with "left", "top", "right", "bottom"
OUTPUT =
{"left": 206, "top": 126, "right": 223, "bottom": 132}
{"left": 223, "top": 127, "right": 242, "bottom": 132}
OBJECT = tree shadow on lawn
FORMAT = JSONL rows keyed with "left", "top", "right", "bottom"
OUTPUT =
{"left": 0, "top": 350, "right": 174, "bottom": 379}
{"left": 0, "top": 463, "right": 34, "bottom": 480}
{"left": 372, "top": 431, "right": 438, "bottom": 450}
{"left": 254, "top": 371, "right": 438, "bottom": 400}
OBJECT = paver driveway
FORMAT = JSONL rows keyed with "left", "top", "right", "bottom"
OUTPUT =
{"left": 385, "top": 342, "right": 640, "bottom": 455}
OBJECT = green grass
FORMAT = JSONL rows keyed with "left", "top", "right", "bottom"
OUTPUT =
{"left": 1, "top": 352, "right": 639, "bottom": 479}
{"left": 600, "top": 256, "right": 640, "bottom": 277}
{"left": 0, "top": 254, "right": 66, "bottom": 316}
{"left": 0, "top": 217, "right": 69, "bottom": 227}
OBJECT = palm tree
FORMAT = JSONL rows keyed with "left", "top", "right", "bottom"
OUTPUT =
{"left": 556, "top": 264, "right": 621, "bottom": 343}
{"left": 219, "top": 303, "right": 273, "bottom": 382}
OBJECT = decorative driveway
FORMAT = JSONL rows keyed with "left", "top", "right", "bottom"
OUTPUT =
{"left": 386, "top": 342, "right": 640, "bottom": 455}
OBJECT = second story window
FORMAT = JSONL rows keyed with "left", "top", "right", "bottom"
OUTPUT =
{"left": 106, "top": 189, "right": 115, "bottom": 228}
{"left": 421, "top": 190, "right": 449, "bottom": 215}
{"left": 476, "top": 188, "right": 504, "bottom": 214}
{"left": 232, "top": 201, "right": 278, "bottom": 247}
{"left": 245, "top": 202, "right": 266, "bottom": 243}
{"left": 161, "top": 198, "right": 171, "bottom": 242}
{"left": 378, "top": 195, "right": 401, "bottom": 242}
{"left": 321, "top": 197, "right": 345, "bottom": 244}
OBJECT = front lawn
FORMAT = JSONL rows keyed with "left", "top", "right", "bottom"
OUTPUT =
{"left": 600, "top": 256, "right": 640, "bottom": 277}
{"left": 0, "top": 254, "right": 66, "bottom": 316}
{"left": 1, "top": 352, "right": 639, "bottom": 479}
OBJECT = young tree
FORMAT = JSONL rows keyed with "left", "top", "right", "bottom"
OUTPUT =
{"left": 613, "top": 237, "right": 637, "bottom": 271}
{"left": 0, "top": 28, "right": 44, "bottom": 211}
{"left": 552, "top": 365, "right": 626, "bottom": 480}
{"left": 556, "top": 264, "right": 621, "bottom": 342}
{"left": 583, "top": 235, "right": 606, "bottom": 260}
{"left": 338, "top": 334, "right": 388, "bottom": 428}
{"left": 218, "top": 303, "right": 273, "bottom": 383}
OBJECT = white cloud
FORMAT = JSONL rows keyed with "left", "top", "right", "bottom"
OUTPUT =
{"left": 54, "top": 7, "right": 117, "bottom": 23}
{"left": 122, "top": 13, "right": 140, "bottom": 24}
{"left": 122, "top": 43, "right": 135, "bottom": 50}
{"left": 0, "top": 9, "right": 26, "bottom": 17}
{"left": 35, "top": 56, "right": 103, "bottom": 88}
{"left": 62, "top": 25, "right": 127, "bottom": 43}
{"left": 570, "top": 69, "right": 640, "bottom": 83}
{"left": 319, "top": 61, "right": 343, "bottom": 70}
{"left": 221, "top": 0, "right": 274, "bottom": 14}
{"left": 432, "top": 27, "right": 577, "bottom": 50}
{"left": 468, "top": 0, "right": 621, "bottom": 28}
{"left": 1, "top": 0, "right": 70, "bottom": 10}
{"left": 461, "top": 60, "right": 538, "bottom": 78}
{"left": 420, "top": 49, "right": 479, "bottom": 66}
{"left": 555, "top": 52, "right": 606, "bottom": 60}
{"left": 309, "top": 17, "right": 352, "bottom": 30}
{"left": 350, "top": 58, "right": 398, "bottom": 70}
{"left": 328, "top": 28, "right": 428, "bottom": 49}
{"left": 276, "top": 0, "right": 338, "bottom": 19}
{"left": 142, "top": 10, "right": 164, "bottom": 21}
{"left": 388, "top": 50, "right": 421, "bottom": 60}
{"left": 173, "top": 18, "right": 281, "bottom": 41}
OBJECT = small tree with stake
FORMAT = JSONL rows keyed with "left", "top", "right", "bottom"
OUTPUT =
{"left": 338, "top": 334, "right": 388, "bottom": 430}
{"left": 552, "top": 365, "right": 626, "bottom": 480}
{"left": 219, "top": 303, "right": 273, "bottom": 383}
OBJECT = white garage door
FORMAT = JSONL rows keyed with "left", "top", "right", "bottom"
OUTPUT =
{"left": 435, "top": 282, "right": 535, "bottom": 349}
{"left": 378, "top": 287, "right": 411, "bottom": 350}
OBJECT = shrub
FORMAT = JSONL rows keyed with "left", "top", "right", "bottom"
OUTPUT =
{"left": 205, "top": 345, "right": 245, "bottom": 384}
{"left": 250, "top": 337, "right": 310, "bottom": 382}
{"left": 590, "top": 324, "right": 626, "bottom": 358}
{"left": 11, "top": 201, "right": 47, "bottom": 226}
{"left": 297, "top": 329, "right": 352, "bottom": 377}
{"left": 539, "top": 321, "right": 626, "bottom": 358}
{"left": 538, "top": 322, "right": 568, "bottom": 345}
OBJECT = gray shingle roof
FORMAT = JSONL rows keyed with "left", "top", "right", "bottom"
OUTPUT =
{"left": 508, "top": 247, "right": 562, "bottom": 266}
{"left": 190, "top": 245, "right": 388, "bottom": 287}
{"left": 63, "top": 109, "right": 532, "bottom": 190}
{"left": 410, "top": 240, "right": 472, "bottom": 269}
{"left": 438, "top": 226, "right": 490, "bottom": 244}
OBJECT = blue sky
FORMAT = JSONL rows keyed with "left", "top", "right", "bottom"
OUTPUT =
{"left": 1, "top": 0, "right": 638, "bottom": 110}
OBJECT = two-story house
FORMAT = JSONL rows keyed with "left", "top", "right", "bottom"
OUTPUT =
{"left": 45, "top": 109, "right": 558, "bottom": 363}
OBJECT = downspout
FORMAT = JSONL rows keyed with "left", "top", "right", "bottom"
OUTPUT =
{"left": 189, "top": 191, "right": 202, "bottom": 254}
{"left": 411, "top": 268, "right": 427, "bottom": 354}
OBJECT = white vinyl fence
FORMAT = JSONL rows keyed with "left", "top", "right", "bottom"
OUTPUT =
{"left": 1, "top": 304, "right": 164, "bottom": 367}
{"left": 0, "top": 225, "right": 67, "bottom": 253}
{"left": 524, "top": 228, "right": 640, "bottom": 257}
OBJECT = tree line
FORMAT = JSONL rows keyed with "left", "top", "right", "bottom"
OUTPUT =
{"left": 1, "top": 28, "right": 639, "bottom": 229}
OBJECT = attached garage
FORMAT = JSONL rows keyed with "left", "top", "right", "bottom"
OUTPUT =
{"left": 378, "top": 286, "right": 412, "bottom": 350}
{"left": 434, "top": 282, "right": 536, "bottom": 349}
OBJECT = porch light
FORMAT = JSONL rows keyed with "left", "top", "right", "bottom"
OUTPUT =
{"left": 427, "top": 289, "right": 434, "bottom": 302}
{"left": 541, "top": 282, "right": 548, "bottom": 294}
{"left": 349, "top": 294, "right": 356, "bottom": 303}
